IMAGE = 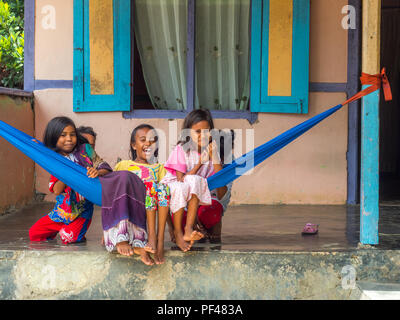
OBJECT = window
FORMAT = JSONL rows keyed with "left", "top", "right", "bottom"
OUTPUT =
{"left": 73, "top": 0, "right": 131, "bottom": 112}
{"left": 133, "top": 0, "right": 250, "bottom": 112}
{"left": 250, "top": 0, "right": 310, "bottom": 113}
{"left": 73, "top": 0, "right": 310, "bottom": 119}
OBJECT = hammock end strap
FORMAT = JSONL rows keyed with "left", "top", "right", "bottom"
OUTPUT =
{"left": 343, "top": 68, "right": 393, "bottom": 105}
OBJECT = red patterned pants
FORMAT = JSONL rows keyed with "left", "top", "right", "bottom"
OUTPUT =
{"left": 29, "top": 215, "right": 92, "bottom": 244}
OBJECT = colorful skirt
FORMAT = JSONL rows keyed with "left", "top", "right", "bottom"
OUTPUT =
{"left": 99, "top": 171, "right": 148, "bottom": 252}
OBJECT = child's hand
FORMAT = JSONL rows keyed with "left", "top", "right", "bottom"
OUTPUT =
{"left": 200, "top": 142, "right": 218, "bottom": 164}
{"left": 86, "top": 167, "right": 99, "bottom": 178}
{"left": 176, "top": 171, "right": 185, "bottom": 182}
{"left": 210, "top": 141, "right": 221, "bottom": 164}
{"left": 200, "top": 146, "right": 211, "bottom": 164}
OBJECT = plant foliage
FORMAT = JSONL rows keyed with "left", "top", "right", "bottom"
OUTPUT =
{"left": 0, "top": 0, "right": 24, "bottom": 89}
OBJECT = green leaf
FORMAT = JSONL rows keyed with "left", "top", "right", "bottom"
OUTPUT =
{"left": 0, "top": 0, "right": 24, "bottom": 88}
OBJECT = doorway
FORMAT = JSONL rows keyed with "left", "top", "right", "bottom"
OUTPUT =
{"left": 379, "top": 0, "right": 400, "bottom": 202}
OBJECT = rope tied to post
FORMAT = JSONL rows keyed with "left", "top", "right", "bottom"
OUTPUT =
{"left": 343, "top": 68, "right": 393, "bottom": 105}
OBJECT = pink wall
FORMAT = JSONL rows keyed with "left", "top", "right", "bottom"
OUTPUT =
{"left": 0, "top": 94, "right": 35, "bottom": 213}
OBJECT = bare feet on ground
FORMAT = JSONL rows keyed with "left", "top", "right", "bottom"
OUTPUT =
{"left": 116, "top": 241, "right": 134, "bottom": 256}
{"left": 183, "top": 227, "right": 204, "bottom": 245}
{"left": 169, "top": 229, "right": 176, "bottom": 243}
{"left": 174, "top": 231, "right": 191, "bottom": 252}
{"left": 154, "top": 243, "right": 166, "bottom": 265}
{"left": 134, "top": 247, "right": 155, "bottom": 266}
{"left": 144, "top": 237, "right": 156, "bottom": 254}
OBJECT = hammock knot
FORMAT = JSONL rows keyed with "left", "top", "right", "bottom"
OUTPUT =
{"left": 360, "top": 68, "right": 393, "bottom": 102}
{"left": 343, "top": 68, "right": 393, "bottom": 105}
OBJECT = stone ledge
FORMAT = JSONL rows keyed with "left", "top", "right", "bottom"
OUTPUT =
{"left": 1, "top": 249, "right": 399, "bottom": 300}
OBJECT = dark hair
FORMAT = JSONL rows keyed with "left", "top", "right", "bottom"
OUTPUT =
{"left": 77, "top": 126, "right": 97, "bottom": 138}
{"left": 178, "top": 109, "right": 215, "bottom": 146}
{"left": 129, "top": 124, "right": 159, "bottom": 161}
{"left": 43, "top": 116, "right": 88, "bottom": 152}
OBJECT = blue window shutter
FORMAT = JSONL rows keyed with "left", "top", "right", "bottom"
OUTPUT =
{"left": 250, "top": 0, "right": 310, "bottom": 114}
{"left": 73, "top": 0, "right": 131, "bottom": 112}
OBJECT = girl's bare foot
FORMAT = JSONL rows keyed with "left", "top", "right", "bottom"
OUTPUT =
{"left": 154, "top": 251, "right": 165, "bottom": 265}
{"left": 134, "top": 247, "right": 155, "bottom": 266}
{"left": 169, "top": 229, "right": 176, "bottom": 243}
{"left": 116, "top": 241, "right": 134, "bottom": 256}
{"left": 183, "top": 228, "right": 204, "bottom": 243}
{"left": 144, "top": 237, "right": 156, "bottom": 254}
{"left": 174, "top": 232, "right": 191, "bottom": 252}
{"left": 154, "top": 243, "right": 166, "bottom": 265}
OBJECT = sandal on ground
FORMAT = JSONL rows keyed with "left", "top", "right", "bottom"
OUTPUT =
{"left": 302, "top": 223, "right": 319, "bottom": 235}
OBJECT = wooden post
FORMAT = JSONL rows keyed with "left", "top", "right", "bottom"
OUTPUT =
{"left": 360, "top": 0, "right": 381, "bottom": 244}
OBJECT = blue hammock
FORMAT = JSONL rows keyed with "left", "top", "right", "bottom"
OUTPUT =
{"left": 0, "top": 120, "right": 103, "bottom": 205}
{"left": 0, "top": 103, "right": 343, "bottom": 206}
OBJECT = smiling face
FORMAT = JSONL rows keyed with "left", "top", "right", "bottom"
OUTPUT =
{"left": 131, "top": 127, "right": 158, "bottom": 163}
{"left": 56, "top": 125, "right": 77, "bottom": 155}
{"left": 190, "top": 120, "right": 211, "bottom": 151}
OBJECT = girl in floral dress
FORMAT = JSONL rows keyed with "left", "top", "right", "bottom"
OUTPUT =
{"left": 114, "top": 124, "right": 171, "bottom": 264}
{"left": 29, "top": 117, "right": 112, "bottom": 244}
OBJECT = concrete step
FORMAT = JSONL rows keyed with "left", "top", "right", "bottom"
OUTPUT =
{"left": 358, "top": 281, "right": 400, "bottom": 300}
{"left": 2, "top": 249, "right": 400, "bottom": 299}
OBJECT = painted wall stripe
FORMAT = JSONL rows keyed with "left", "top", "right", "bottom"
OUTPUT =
{"left": 347, "top": 0, "right": 362, "bottom": 205}
{"left": 23, "top": 0, "right": 35, "bottom": 91}
{"left": 35, "top": 80, "right": 73, "bottom": 89}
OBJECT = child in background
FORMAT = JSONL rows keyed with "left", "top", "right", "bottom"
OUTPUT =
{"left": 114, "top": 124, "right": 171, "bottom": 264}
{"left": 77, "top": 126, "right": 97, "bottom": 149}
{"left": 161, "top": 109, "right": 225, "bottom": 252}
{"left": 77, "top": 125, "right": 111, "bottom": 175}
{"left": 29, "top": 117, "right": 112, "bottom": 244}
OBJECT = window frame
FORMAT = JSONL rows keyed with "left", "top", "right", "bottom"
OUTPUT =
{"left": 72, "top": 0, "right": 310, "bottom": 123}
{"left": 73, "top": 0, "right": 131, "bottom": 112}
{"left": 250, "top": 0, "right": 310, "bottom": 114}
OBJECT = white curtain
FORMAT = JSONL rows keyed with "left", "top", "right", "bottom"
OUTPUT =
{"left": 134, "top": 0, "right": 250, "bottom": 111}
{"left": 134, "top": 0, "right": 187, "bottom": 110}
{"left": 195, "top": 0, "right": 250, "bottom": 111}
